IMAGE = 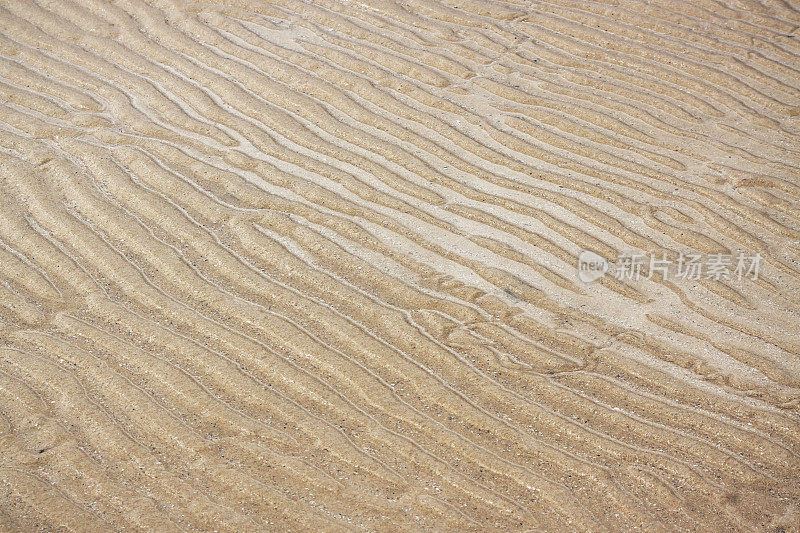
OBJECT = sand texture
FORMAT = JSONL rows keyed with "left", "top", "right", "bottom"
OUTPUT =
{"left": 1, "top": 0, "right": 799, "bottom": 530}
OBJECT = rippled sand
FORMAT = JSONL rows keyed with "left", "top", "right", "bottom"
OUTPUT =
{"left": 1, "top": 0, "right": 799, "bottom": 530}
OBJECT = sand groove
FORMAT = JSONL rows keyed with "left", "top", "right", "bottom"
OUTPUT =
{"left": 1, "top": 0, "right": 799, "bottom": 530}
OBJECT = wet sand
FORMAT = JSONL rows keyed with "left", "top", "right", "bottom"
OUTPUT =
{"left": 0, "top": 0, "right": 799, "bottom": 530}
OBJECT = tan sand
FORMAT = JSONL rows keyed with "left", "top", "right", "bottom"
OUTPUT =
{"left": 0, "top": 0, "right": 799, "bottom": 530}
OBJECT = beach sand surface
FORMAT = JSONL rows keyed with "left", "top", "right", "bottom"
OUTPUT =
{"left": 0, "top": 0, "right": 799, "bottom": 530}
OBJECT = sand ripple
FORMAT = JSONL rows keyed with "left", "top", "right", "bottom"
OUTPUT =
{"left": 1, "top": 0, "right": 799, "bottom": 530}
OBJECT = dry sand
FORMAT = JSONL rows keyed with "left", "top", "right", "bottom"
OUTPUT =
{"left": 1, "top": 0, "right": 799, "bottom": 530}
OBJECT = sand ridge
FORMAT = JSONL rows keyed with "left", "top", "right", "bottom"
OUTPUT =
{"left": 0, "top": 0, "right": 799, "bottom": 530}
